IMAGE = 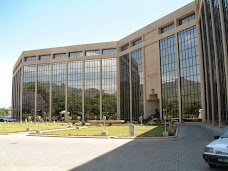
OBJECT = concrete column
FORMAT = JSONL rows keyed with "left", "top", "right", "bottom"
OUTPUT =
{"left": 129, "top": 51, "right": 133, "bottom": 123}
{"left": 34, "top": 64, "right": 37, "bottom": 122}
{"left": 204, "top": 0, "right": 214, "bottom": 125}
{"left": 157, "top": 40, "right": 163, "bottom": 119}
{"left": 100, "top": 58, "right": 102, "bottom": 121}
{"left": 200, "top": 19, "right": 210, "bottom": 123}
{"left": 219, "top": 0, "right": 228, "bottom": 120}
{"left": 49, "top": 61, "right": 53, "bottom": 121}
{"left": 210, "top": 0, "right": 222, "bottom": 127}
{"left": 82, "top": 60, "right": 85, "bottom": 122}
{"left": 65, "top": 56, "right": 68, "bottom": 115}
{"left": 142, "top": 43, "right": 146, "bottom": 119}
{"left": 175, "top": 33, "right": 182, "bottom": 122}
{"left": 116, "top": 42, "right": 121, "bottom": 119}
{"left": 20, "top": 66, "right": 23, "bottom": 122}
{"left": 196, "top": 15, "right": 206, "bottom": 123}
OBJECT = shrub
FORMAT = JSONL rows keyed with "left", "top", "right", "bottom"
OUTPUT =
{"left": 109, "top": 123, "right": 112, "bottom": 126}
{"left": 82, "top": 122, "right": 85, "bottom": 126}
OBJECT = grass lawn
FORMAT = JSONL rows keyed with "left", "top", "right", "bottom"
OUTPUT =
{"left": 42, "top": 125, "right": 165, "bottom": 137}
{"left": 0, "top": 122, "right": 69, "bottom": 134}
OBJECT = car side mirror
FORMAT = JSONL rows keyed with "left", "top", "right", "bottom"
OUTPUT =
{"left": 214, "top": 136, "right": 220, "bottom": 139}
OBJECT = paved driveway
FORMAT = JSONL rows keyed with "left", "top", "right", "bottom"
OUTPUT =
{"left": 0, "top": 123, "right": 227, "bottom": 171}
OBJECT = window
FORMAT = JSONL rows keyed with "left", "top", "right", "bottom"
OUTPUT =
{"left": 85, "top": 50, "right": 100, "bottom": 56}
{"left": 25, "top": 56, "right": 36, "bottom": 62}
{"left": 179, "top": 13, "right": 195, "bottom": 25}
{"left": 120, "top": 44, "right": 129, "bottom": 51}
{"left": 54, "top": 53, "right": 66, "bottom": 59}
{"left": 132, "top": 38, "right": 142, "bottom": 46}
{"left": 160, "top": 23, "right": 175, "bottom": 33}
{"left": 39, "top": 55, "right": 51, "bottom": 60}
{"left": 69, "top": 51, "right": 83, "bottom": 57}
{"left": 102, "top": 48, "right": 116, "bottom": 55}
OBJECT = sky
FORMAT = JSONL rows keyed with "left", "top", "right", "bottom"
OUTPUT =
{"left": 0, "top": 0, "right": 194, "bottom": 108}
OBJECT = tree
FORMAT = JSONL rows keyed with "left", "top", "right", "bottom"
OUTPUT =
{"left": 0, "top": 108, "right": 8, "bottom": 116}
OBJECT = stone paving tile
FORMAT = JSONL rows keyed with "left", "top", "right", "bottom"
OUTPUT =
{"left": 0, "top": 123, "right": 228, "bottom": 171}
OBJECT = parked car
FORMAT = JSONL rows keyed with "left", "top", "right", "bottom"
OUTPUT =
{"left": 0, "top": 117, "right": 16, "bottom": 122}
{"left": 203, "top": 127, "right": 228, "bottom": 168}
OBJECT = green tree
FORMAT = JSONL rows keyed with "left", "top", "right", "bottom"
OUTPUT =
{"left": 0, "top": 108, "right": 8, "bottom": 116}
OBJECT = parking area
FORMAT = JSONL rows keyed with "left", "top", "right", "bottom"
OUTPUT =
{"left": 0, "top": 123, "right": 227, "bottom": 171}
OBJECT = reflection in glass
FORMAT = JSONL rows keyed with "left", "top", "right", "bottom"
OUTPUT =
{"left": 160, "top": 35, "right": 178, "bottom": 118}
{"left": 84, "top": 60, "right": 100, "bottom": 120}
{"left": 37, "top": 64, "right": 50, "bottom": 120}
{"left": 22, "top": 65, "right": 36, "bottom": 120}
{"left": 206, "top": 0, "right": 218, "bottom": 122}
{"left": 25, "top": 56, "right": 36, "bottom": 62}
{"left": 68, "top": 61, "right": 83, "bottom": 120}
{"left": 85, "top": 50, "right": 100, "bottom": 56}
{"left": 161, "top": 23, "right": 175, "bottom": 33}
{"left": 179, "top": 13, "right": 195, "bottom": 25}
{"left": 102, "top": 49, "right": 116, "bottom": 55}
{"left": 120, "top": 54, "right": 130, "bottom": 120}
{"left": 69, "top": 52, "right": 83, "bottom": 57}
{"left": 213, "top": 0, "right": 227, "bottom": 122}
{"left": 131, "top": 48, "right": 143, "bottom": 120}
{"left": 200, "top": 6, "right": 210, "bottom": 121}
{"left": 54, "top": 53, "right": 66, "bottom": 59}
{"left": 52, "top": 62, "right": 66, "bottom": 120}
{"left": 178, "top": 26, "right": 201, "bottom": 118}
{"left": 102, "top": 58, "right": 117, "bottom": 119}
{"left": 39, "top": 55, "right": 51, "bottom": 61}
{"left": 12, "top": 68, "right": 21, "bottom": 121}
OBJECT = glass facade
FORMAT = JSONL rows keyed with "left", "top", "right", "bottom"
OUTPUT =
{"left": 85, "top": 50, "right": 100, "bottom": 56}
{"left": 178, "top": 26, "right": 201, "bottom": 118}
{"left": 39, "top": 55, "right": 51, "bottom": 61}
{"left": 69, "top": 52, "right": 83, "bottom": 57}
{"left": 102, "top": 49, "right": 116, "bottom": 55}
{"left": 84, "top": 60, "right": 100, "bottom": 120}
{"left": 25, "top": 56, "right": 36, "bottom": 62}
{"left": 68, "top": 61, "right": 83, "bottom": 120}
{"left": 160, "top": 35, "right": 178, "bottom": 118}
{"left": 12, "top": 68, "right": 21, "bottom": 121}
{"left": 131, "top": 48, "right": 143, "bottom": 120}
{"left": 120, "top": 54, "right": 130, "bottom": 120}
{"left": 120, "top": 44, "right": 129, "bottom": 51}
{"left": 132, "top": 38, "right": 142, "bottom": 46}
{"left": 213, "top": 0, "right": 228, "bottom": 122}
{"left": 161, "top": 23, "right": 175, "bottom": 33}
{"left": 54, "top": 53, "right": 66, "bottom": 59}
{"left": 200, "top": 6, "right": 211, "bottom": 121}
{"left": 206, "top": 0, "right": 218, "bottom": 122}
{"left": 52, "top": 62, "right": 66, "bottom": 120}
{"left": 37, "top": 64, "right": 50, "bottom": 119}
{"left": 22, "top": 65, "right": 36, "bottom": 120}
{"left": 179, "top": 13, "right": 195, "bottom": 25}
{"left": 102, "top": 58, "right": 117, "bottom": 119}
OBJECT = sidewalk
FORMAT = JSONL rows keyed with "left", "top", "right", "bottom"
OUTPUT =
{"left": 200, "top": 123, "right": 225, "bottom": 133}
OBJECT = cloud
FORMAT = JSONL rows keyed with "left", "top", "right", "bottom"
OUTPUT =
{"left": 0, "top": 61, "right": 13, "bottom": 108}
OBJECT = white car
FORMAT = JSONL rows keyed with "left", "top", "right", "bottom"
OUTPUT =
{"left": 203, "top": 127, "right": 228, "bottom": 168}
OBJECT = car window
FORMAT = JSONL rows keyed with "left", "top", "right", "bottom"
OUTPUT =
{"left": 221, "top": 128, "right": 228, "bottom": 138}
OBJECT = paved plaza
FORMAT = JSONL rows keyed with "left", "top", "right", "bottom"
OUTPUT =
{"left": 0, "top": 123, "right": 227, "bottom": 171}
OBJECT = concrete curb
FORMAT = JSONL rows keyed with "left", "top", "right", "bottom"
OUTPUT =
{"left": 27, "top": 125, "right": 179, "bottom": 139}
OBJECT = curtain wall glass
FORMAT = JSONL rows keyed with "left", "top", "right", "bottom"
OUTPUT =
{"left": 84, "top": 60, "right": 100, "bottom": 120}
{"left": 68, "top": 61, "right": 83, "bottom": 120}
{"left": 102, "top": 58, "right": 117, "bottom": 119}
{"left": 160, "top": 35, "right": 178, "bottom": 118}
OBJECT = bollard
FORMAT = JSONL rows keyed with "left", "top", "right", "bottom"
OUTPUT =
{"left": 129, "top": 123, "right": 135, "bottom": 137}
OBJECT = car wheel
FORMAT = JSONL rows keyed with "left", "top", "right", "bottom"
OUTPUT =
{"left": 208, "top": 164, "right": 216, "bottom": 168}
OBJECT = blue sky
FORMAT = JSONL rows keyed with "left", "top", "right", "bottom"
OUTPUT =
{"left": 0, "top": 0, "right": 194, "bottom": 108}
